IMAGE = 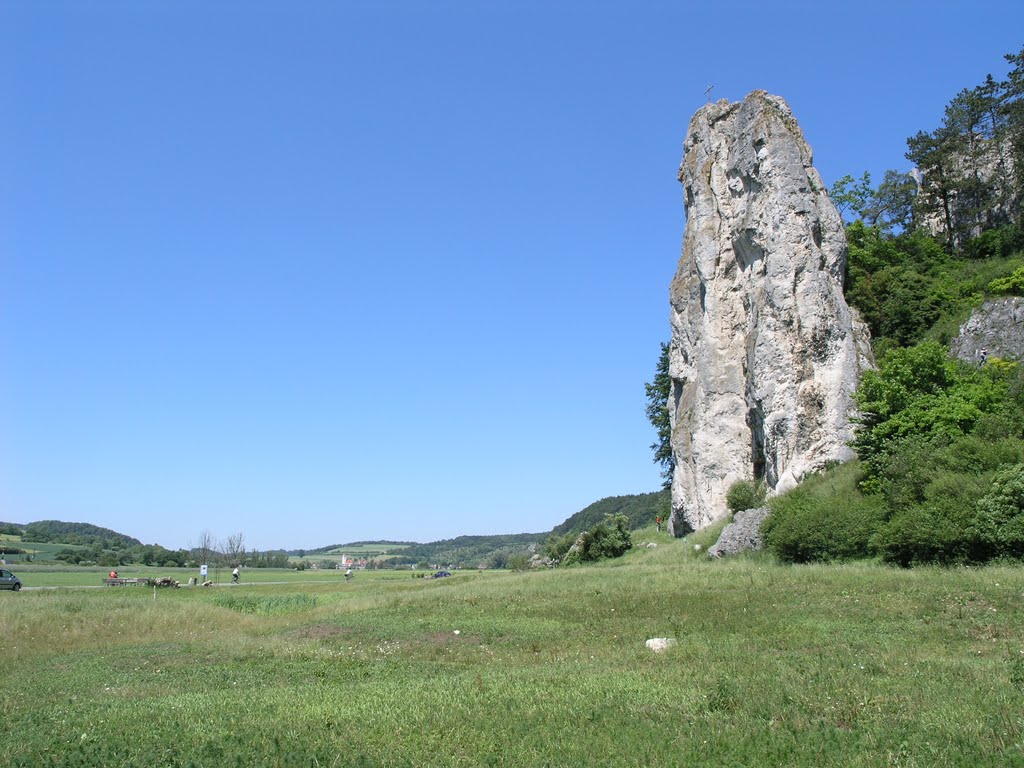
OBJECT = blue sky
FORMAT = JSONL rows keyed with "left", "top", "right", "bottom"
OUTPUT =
{"left": 2, "top": 1, "right": 1022, "bottom": 551}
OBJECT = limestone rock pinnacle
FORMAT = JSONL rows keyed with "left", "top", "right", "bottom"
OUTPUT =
{"left": 668, "top": 91, "right": 870, "bottom": 535}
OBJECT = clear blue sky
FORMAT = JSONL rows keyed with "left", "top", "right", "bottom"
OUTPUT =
{"left": 2, "top": 1, "right": 1022, "bottom": 551}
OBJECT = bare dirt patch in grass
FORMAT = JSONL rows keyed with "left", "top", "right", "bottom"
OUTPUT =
{"left": 423, "top": 631, "right": 484, "bottom": 646}
{"left": 287, "top": 624, "right": 353, "bottom": 640}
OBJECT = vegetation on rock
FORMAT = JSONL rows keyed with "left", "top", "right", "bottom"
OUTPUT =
{"left": 556, "top": 513, "right": 633, "bottom": 566}
{"left": 756, "top": 48, "right": 1024, "bottom": 567}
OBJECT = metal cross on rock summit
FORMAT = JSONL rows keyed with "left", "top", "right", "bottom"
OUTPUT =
{"left": 704, "top": 84, "right": 714, "bottom": 103}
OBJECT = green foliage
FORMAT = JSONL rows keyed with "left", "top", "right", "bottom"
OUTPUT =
{"left": 506, "top": 553, "right": 530, "bottom": 571}
{"left": 833, "top": 339, "right": 1024, "bottom": 566}
{"left": 725, "top": 479, "right": 766, "bottom": 513}
{"left": 875, "top": 434, "right": 1023, "bottom": 510}
{"left": 988, "top": 261, "right": 1024, "bottom": 294}
{"left": 852, "top": 342, "right": 1010, "bottom": 486}
{"left": 645, "top": 341, "right": 675, "bottom": 487}
{"left": 560, "top": 513, "right": 633, "bottom": 566}
{"left": 762, "top": 463, "right": 885, "bottom": 563}
{"left": 831, "top": 170, "right": 916, "bottom": 234}
{"left": 972, "top": 463, "right": 1024, "bottom": 559}
{"left": 830, "top": 172, "right": 872, "bottom": 219}
{"left": 844, "top": 223, "right": 946, "bottom": 345}
{"left": 871, "top": 448, "right": 1024, "bottom": 566}
{"left": 965, "top": 223, "right": 1024, "bottom": 261}
{"left": 542, "top": 532, "right": 576, "bottom": 561}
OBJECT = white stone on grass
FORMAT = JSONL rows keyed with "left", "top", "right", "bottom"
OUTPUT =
{"left": 645, "top": 638, "right": 677, "bottom": 653}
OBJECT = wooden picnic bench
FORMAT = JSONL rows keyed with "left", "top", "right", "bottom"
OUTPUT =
{"left": 103, "top": 577, "right": 152, "bottom": 587}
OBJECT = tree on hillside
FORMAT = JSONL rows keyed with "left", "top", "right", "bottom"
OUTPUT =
{"left": 645, "top": 342, "right": 674, "bottom": 487}
{"left": 831, "top": 171, "right": 916, "bottom": 235}
{"left": 829, "top": 172, "right": 872, "bottom": 219}
{"left": 906, "top": 47, "right": 1024, "bottom": 249}
{"left": 906, "top": 128, "right": 959, "bottom": 248}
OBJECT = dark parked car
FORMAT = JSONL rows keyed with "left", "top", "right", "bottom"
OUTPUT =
{"left": 0, "top": 568, "right": 22, "bottom": 591}
{"left": 432, "top": 571, "right": 451, "bottom": 579}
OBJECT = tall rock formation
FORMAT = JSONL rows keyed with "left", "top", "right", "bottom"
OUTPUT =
{"left": 668, "top": 91, "right": 869, "bottom": 535}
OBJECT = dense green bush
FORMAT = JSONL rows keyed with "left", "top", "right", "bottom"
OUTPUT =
{"left": 853, "top": 342, "right": 1012, "bottom": 487}
{"left": 725, "top": 480, "right": 766, "bottom": 513}
{"left": 561, "top": 514, "right": 632, "bottom": 566}
{"left": 874, "top": 434, "right": 1023, "bottom": 511}
{"left": 873, "top": 460, "right": 1024, "bottom": 566}
{"left": 972, "top": 463, "right": 1024, "bottom": 559}
{"left": 762, "top": 463, "right": 885, "bottom": 563}
{"left": 542, "top": 532, "right": 576, "bottom": 561}
{"left": 873, "top": 505, "right": 967, "bottom": 567}
{"left": 506, "top": 553, "right": 530, "bottom": 571}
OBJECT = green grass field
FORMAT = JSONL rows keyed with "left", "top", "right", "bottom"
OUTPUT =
{"left": 0, "top": 536, "right": 88, "bottom": 560}
{"left": 2, "top": 529, "right": 1023, "bottom": 766}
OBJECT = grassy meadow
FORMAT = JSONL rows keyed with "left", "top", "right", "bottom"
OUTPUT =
{"left": 8, "top": 564, "right": 375, "bottom": 588}
{"left": 2, "top": 528, "right": 1024, "bottom": 767}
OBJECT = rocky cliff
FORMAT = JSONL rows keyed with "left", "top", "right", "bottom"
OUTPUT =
{"left": 668, "top": 91, "right": 870, "bottom": 535}
{"left": 950, "top": 297, "right": 1024, "bottom": 364}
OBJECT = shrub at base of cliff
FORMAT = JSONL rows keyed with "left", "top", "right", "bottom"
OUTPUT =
{"left": 870, "top": 434, "right": 1024, "bottom": 565}
{"left": 725, "top": 479, "right": 767, "bottom": 514}
{"left": 762, "top": 463, "right": 885, "bottom": 564}
{"left": 972, "top": 463, "right": 1024, "bottom": 559}
{"left": 874, "top": 465, "right": 1024, "bottom": 566}
{"left": 560, "top": 514, "right": 632, "bottom": 566}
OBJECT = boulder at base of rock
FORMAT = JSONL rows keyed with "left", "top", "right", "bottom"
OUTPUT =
{"left": 707, "top": 507, "right": 771, "bottom": 558}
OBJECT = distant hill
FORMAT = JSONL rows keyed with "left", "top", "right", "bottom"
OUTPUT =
{"left": 20, "top": 520, "right": 142, "bottom": 549}
{"left": 296, "top": 540, "right": 415, "bottom": 556}
{"left": 550, "top": 490, "right": 669, "bottom": 537}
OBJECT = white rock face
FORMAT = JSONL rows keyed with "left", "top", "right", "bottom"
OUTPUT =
{"left": 668, "top": 91, "right": 869, "bottom": 535}
{"left": 950, "top": 297, "right": 1024, "bottom": 364}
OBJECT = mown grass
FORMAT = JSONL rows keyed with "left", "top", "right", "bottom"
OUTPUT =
{"left": 2, "top": 532, "right": 1024, "bottom": 766}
